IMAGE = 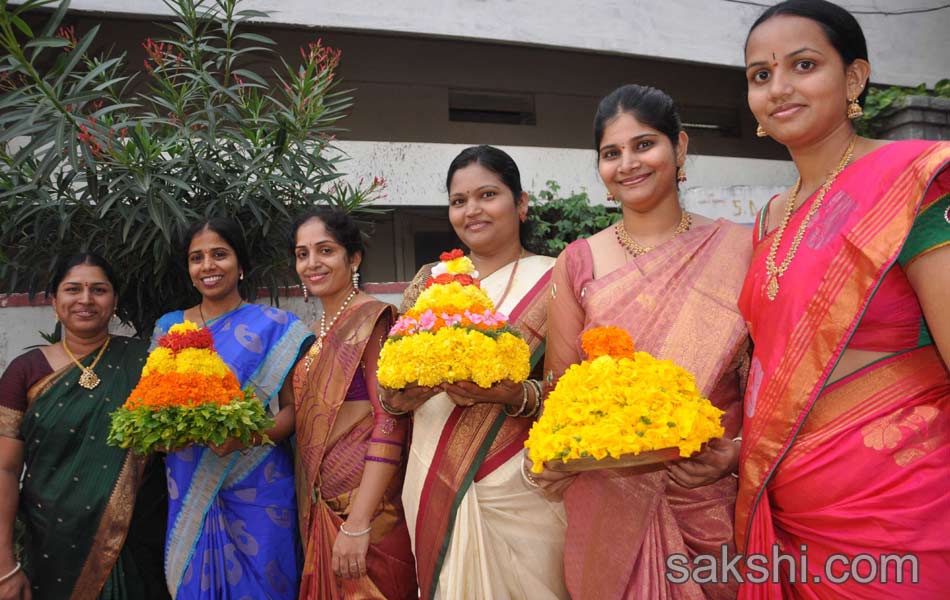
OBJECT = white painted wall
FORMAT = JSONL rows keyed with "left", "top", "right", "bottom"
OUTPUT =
{"left": 69, "top": 0, "right": 950, "bottom": 87}
{"left": 334, "top": 140, "right": 795, "bottom": 222}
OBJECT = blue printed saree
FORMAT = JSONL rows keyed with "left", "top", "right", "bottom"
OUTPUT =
{"left": 154, "top": 304, "right": 313, "bottom": 599}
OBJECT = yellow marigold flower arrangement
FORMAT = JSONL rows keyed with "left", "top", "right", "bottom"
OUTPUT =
{"left": 377, "top": 249, "right": 530, "bottom": 389}
{"left": 525, "top": 327, "right": 724, "bottom": 472}
{"left": 107, "top": 321, "right": 273, "bottom": 454}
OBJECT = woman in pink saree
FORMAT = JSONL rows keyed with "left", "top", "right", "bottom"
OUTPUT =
{"left": 534, "top": 84, "right": 751, "bottom": 599}
{"left": 737, "top": 1, "right": 950, "bottom": 598}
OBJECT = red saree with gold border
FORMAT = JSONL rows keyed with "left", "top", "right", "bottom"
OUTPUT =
{"left": 736, "top": 140, "right": 950, "bottom": 599}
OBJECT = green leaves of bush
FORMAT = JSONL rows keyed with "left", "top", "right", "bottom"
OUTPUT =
{"left": 525, "top": 181, "right": 619, "bottom": 256}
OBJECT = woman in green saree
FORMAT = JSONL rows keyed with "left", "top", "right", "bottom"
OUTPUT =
{"left": 0, "top": 254, "right": 168, "bottom": 600}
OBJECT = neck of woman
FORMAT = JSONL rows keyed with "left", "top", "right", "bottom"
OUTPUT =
{"left": 199, "top": 290, "right": 244, "bottom": 322}
{"left": 469, "top": 242, "right": 525, "bottom": 280}
{"left": 61, "top": 328, "right": 110, "bottom": 357}
{"left": 318, "top": 286, "right": 359, "bottom": 321}
{"left": 787, "top": 122, "right": 857, "bottom": 198}
{"left": 620, "top": 194, "right": 685, "bottom": 248}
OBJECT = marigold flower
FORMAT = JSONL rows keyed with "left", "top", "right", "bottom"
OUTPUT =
{"left": 525, "top": 327, "right": 724, "bottom": 472}
{"left": 378, "top": 249, "right": 530, "bottom": 388}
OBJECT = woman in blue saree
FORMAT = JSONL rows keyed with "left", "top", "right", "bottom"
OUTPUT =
{"left": 155, "top": 218, "right": 313, "bottom": 599}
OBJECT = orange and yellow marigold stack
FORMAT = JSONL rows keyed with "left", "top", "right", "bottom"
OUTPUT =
{"left": 108, "top": 321, "right": 273, "bottom": 454}
{"left": 377, "top": 249, "right": 531, "bottom": 389}
{"left": 525, "top": 327, "right": 724, "bottom": 472}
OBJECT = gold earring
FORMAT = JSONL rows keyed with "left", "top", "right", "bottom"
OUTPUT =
{"left": 300, "top": 281, "right": 308, "bottom": 303}
{"left": 606, "top": 193, "right": 616, "bottom": 202}
{"left": 756, "top": 123, "right": 768, "bottom": 138}
{"left": 676, "top": 167, "right": 687, "bottom": 183}
{"left": 847, "top": 96, "right": 863, "bottom": 119}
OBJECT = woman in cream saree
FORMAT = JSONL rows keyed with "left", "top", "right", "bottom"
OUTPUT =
{"left": 387, "top": 145, "right": 568, "bottom": 600}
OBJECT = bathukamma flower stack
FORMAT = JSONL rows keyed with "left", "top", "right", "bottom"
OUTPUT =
{"left": 108, "top": 321, "right": 272, "bottom": 454}
{"left": 525, "top": 326, "right": 724, "bottom": 472}
{"left": 376, "top": 249, "right": 531, "bottom": 389}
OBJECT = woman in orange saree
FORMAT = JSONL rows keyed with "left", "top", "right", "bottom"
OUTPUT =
{"left": 537, "top": 84, "right": 750, "bottom": 599}
{"left": 737, "top": 2, "right": 950, "bottom": 598}
{"left": 292, "top": 210, "right": 416, "bottom": 600}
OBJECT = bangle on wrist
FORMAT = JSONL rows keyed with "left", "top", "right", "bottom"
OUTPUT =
{"left": 377, "top": 385, "right": 409, "bottom": 416}
{"left": 0, "top": 561, "right": 21, "bottom": 584}
{"left": 520, "top": 454, "right": 541, "bottom": 489}
{"left": 729, "top": 435, "right": 742, "bottom": 478}
{"left": 523, "top": 380, "right": 543, "bottom": 418}
{"left": 339, "top": 522, "right": 373, "bottom": 537}
{"left": 505, "top": 382, "right": 530, "bottom": 417}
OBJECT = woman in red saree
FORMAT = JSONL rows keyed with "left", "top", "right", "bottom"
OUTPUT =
{"left": 384, "top": 146, "right": 568, "bottom": 599}
{"left": 535, "top": 84, "right": 751, "bottom": 599}
{"left": 738, "top": 2, "right": 950, "bottom": 598}
{"left": 292, "top": 210, "right": 416, "bottom": 600}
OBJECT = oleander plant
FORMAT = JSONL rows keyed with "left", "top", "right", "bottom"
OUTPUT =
{"left": 0, "top": 0, "right": 381, "bottom": 335}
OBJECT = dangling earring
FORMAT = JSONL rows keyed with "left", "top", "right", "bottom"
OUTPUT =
{"left": 756, "top": 123, "right": 768, "bottom": 138}
{"left": 606, "top": 193, "right": 616, "bottom": 202}
{"left": 352, "top": 270, "right": 360, "bottom": 290}
{"left": 847, "top": 96, "right": 863, "bottom": 119}
{"left": 239, "top": 272, "right": 245, "bottom": 281}
{"left": 300, "top": 281, "right": 309, "bottom": 303}
{"left": 676, "top": 167, "right": 687, "bottom": 183}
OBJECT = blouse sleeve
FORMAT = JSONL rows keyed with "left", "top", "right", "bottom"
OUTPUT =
{"left": 897, "top": 186, "right": 950, "bottom": 269}
{"left": 0, "top": 351, "right": 46, "bottom": 439}
{"left": 363, "top": 312, "right": 408, "bottom": 466}
{"left": 543, "top": 241, "right": 589, "bottom": 386}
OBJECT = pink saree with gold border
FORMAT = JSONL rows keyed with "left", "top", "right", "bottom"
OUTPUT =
{"left": 736, "top": 141, "right": 950, "bottom": 599}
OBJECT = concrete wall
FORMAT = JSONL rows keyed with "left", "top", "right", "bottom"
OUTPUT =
{"left": 334, "top": 140, "right": 795, "bottom": 212}
{"left": 64, "top": 0, "right": 950, "bottom": 88}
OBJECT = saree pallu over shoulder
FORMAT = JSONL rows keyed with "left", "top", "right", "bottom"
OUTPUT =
{"left": 558, "top": 221, "right": 750, "bottom": 600}
{"left": 19, "top": 337, "right": 168, "bottom": 600}
{"left": 735, "top": 140, "right": 950, "bottom": 555}
{"left": 293, "top": 299, "right": 396, "bottom": 540}
{"left": 159, "top": 304, "right": 313, "bottom": 600}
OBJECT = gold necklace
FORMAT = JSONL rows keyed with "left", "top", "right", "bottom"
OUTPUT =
{"left": 304, "top": 289, "right": 358, "bottom": 372}
{"left": 614, "top": 210, "right": 692, "bottom": 257}
{"left": 764, "top": 136, "right": 856, "bottom": 301}
{"left": 62, "top": 336, "right": 111, "bottom": 389}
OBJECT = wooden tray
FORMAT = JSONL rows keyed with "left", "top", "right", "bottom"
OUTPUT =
{"left": 544, "top": 446, "right": 684, "bottom": 472}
